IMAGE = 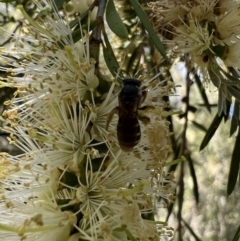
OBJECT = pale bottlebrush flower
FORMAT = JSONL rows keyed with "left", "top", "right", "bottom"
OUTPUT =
{"left": 149, "top": 0, "right": 240, "bottom": 60}
{"left": 66, "top": 0, "right": 98, "bottom": 21}
{"left": 0, "top": 5, "right": 99, "bottom": 118}
{"left": 0, "top": 200, "right": 76, "bottom": 241}
{"left": 148, "top": 0, "right": 217, "bottom": 29}
{"left": 186, "top": 0, "right": 218, "bottom": 20}
{"left": 222, "top": 43, "right": 240, "bottom": 68}
{"left": 168, "top": 18, "right": 213, "bottom": 56}
{"left": 215, "top": 0, "right": 240, "bottom": 15}
{"left": 215, "top": 8, "right": 240, "bottom": 43}
{"left": 148, "top": 0, "right": 188, "bottom": 27}
{"left": 0, "top": 1, "right": 176, "bottom": 240}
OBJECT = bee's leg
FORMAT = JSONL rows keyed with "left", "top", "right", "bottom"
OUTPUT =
{"left": 137, "top": 113, "right": 150, "bottom": 125}
{"left": 138, "top": 104, "right": 155, "bottom": 126}
{"left": 106, "top": 107, "right": 119, "bottom": 130}
{"left": 140, "top": 90, "right": 147, "bottom": 104}
{"left": 139, "top": 90, "right": 154, "bottom": 111}
{"left": 138, "top": 105, "right": 155, "bottom": 111}
{"left": 139, "top": 90, "right": 155, "bottom": 109}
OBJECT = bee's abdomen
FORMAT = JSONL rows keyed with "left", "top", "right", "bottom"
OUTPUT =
{"left": 117, "top": 116, "right": 141, "bottom": 152}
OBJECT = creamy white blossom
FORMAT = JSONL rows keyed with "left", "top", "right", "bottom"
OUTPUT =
{"left": 149, "top": 0, "right": 240, "bottom": 94}
{"left": 0, "top": 0, "right": 176, "bottom": 240}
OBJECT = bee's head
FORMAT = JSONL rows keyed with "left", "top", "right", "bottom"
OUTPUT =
{"left": 122, "top": 78, "right": 141, "bottom": 87}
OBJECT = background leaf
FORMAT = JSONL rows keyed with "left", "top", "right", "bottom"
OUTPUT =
{"left": 230, "top": 100, "right": 240, "bottom": 137}
{"left": 129, "top": 0, "right": 166, "bottom": 58}
{"left": 182, "top": 219, "right": 202, "bottom": 241}
{"left": 227, "top": 126, "right": 240, "bottom": 196}
{"left": 231, "top": 224, "right": 240, "bottom": 241}
{"left": 106, "top": 0, "right": 128, "bottom": 39}
{"left": 102, "top": 27, "right": 120, "bottom": 80}
{"left": 187, "top": 155, "right": 199, "bottom": 204}
{"left": 199, "top": 112, "right": 223, "bottom": 151}
{"left": 194, "top": 73, "right": 211, "bottom": 113}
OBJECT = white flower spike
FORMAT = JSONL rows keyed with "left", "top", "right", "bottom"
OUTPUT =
{"left": 0, "top": 1, "right": 177, "bottom": 240}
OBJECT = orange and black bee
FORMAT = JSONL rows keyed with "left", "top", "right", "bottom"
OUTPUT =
{"left": 106, "top": 79, "right": 148, "bottom": 152}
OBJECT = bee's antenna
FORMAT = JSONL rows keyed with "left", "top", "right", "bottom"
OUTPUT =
{"left": 148, "top": 71, "right": 163, "bottom": 83}
{"left": 134, "top": 65, "right": 145, "bottom": 79}
{"left": 114, "top": 71, "right": 125, "bottom": 84}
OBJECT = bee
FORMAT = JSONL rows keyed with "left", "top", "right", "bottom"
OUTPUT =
{"left": 106, "top": 78, "right": 148, "bottom": 152}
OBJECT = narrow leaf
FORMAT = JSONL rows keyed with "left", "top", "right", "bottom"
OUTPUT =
{"left": 141, "top": 212, "right": 154, "bottom": 221}
{"left": 166, "top": 202, "right": 174, "bottom": 221}
{"left": 223, "top": 99, "right": 231, "bottom": 123}
{"left": 69, "top": 4, "right": 95, "bottom": 29}
{"left": 227, "top": 86, "right": 240, "bottom": 102}
{"left": 124, "top": 229, "right": 138, "bottom": 241}
{"left": 102, "top": 28, "right": 120, "bottom": 80}
{"left": 220, "top": 78, "right": 240, "bottom": 86}
{"left": 194, "top": 74, "right": 211, "bottom": 113}
{"left": 177, "top": 163, "right": 184, "bottom": 221}
{"left": 199, "top": 112, "right": 223, "bottom": 151}
{"left": 208, "top": 67, "right": 221, "bottom": 87}
{"left": 126, "top": 43, "right": 143, "bottom": 75}
{"left": 230, "top": 100, "right": 240, "bottom": 137}
{"left": 36, "top": 5, "right": 52, "bottom": 18}
{"left": 187, "top": 155, "right": 199, "bottom": 204}
{"left": 191, "top": 121, "right": 207, "bottom": 132}
{"left": 71, "top": 19, "right": 100, "bottom": 45}
{"left": 218, "top": 90, "right": 225, "bottom": 116}
{"left": 227, "top": 127, "right": 240, "bottom": 196}
{"left": 220, "top": 67, "right": 240, "bottom": 82}
{"left": 129, "top": 0, "right": 166, "bottom": 57}
{"left": 232, "top": 224, "right": 240, "bottom": 241}
{"left": 182, "top": 219, "right": 202, "bottom": 241}
{"left": 106, "top": 0, "right": 128, "bottom": 39}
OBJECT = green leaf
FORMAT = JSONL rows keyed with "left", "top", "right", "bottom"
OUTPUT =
{"left": 91, "top": 157, "right": 106, "bottom": 172}
{"left": 220, "top": 78, "right": 240, "bottom": 86}
{"left": 141, "top": 212, "right": 155, "bottom": 221}
{"left": 220, "top": 67, "right": 240, "bottom": 83}
{"left": 187, "top": 155, "right": 199, "bottom": 204}
{"left": 124, "top": 229, "right": 138, "bottom": 241}
{"left": 106, "top": 0, "right": 128, "bottom": 39}
{"left": 129, "top": 0, "right": 166, "bottom": 58}
{"left": 227, "top": 86, "right": 240, "bottom": 102}
{"left": 95, "top": 72, "right": 111, "bottom": 95}
{"left": 182, "top": 219, "right": 202, "bottom": 241}
{"left": 192, "top": 121, "right": 207, "bottom": 132}
{"left": 177, "top": 163, "right": 184, "bottom": 220}
{"left": 227, "top": 127, "right": 240, "bottom": 196}
{"left": 199, "top": 112, "right": 223, "bottom": 151}
{"left": 224, "top": 100, "right": 231, "bottom": 122}
{"left": 61, "top": 171, "right": 78, "bottom": 186}
{"left": 72, "top": 19, "right": 100, "bottom": 43}
{"left": 212, "top": 45, "right": 227, "bottom": 58}
{"left": 194, "top": 74, "right": 211, "bottom": 113}
{"left": 36, "top": 5, "right": 52, "bottom": 18}
{"left": 218, "top": 89, "right": 225, "bottom": 116}
{"left": 70, "top": 11, "right": 89, "bottom": 29}
{"left": 126, "top": 43, "right": 143, "bottom": 75}
{"left": 230, "top": 100, "right": 240, "bottom": 137}
{"left": 166, "top": 202, "right": 174, "bottom": 221}
{"left": 102, "top": 28, "right": 120, "bottom": 80}
{"left": 232, "top": 224, "right": 240, "bottom": 241}
{"left": 208, "top": 66, "right": 221, "bottom": 87}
